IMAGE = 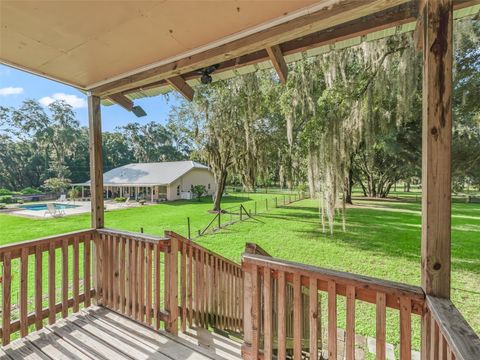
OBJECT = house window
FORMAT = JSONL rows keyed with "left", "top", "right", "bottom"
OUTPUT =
{"left": 208, "top": 183, "right": 211, "bottom": 190}
{"left": 177, "top": 185, "right": 180, "bottom": 196}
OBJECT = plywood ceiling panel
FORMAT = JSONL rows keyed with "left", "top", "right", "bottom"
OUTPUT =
{"left": 0, "top": 0, "right": 318, "bottom": 88}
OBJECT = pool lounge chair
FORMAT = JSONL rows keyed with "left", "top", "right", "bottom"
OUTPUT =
{"left": 44, "top": 203, "right": 65, "bottom": 217}
{"left": 58, "top": 194, "right": 67, "bottom": 202}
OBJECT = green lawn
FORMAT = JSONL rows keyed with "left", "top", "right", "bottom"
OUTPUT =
{"left": 0, "top": 192, "right": 290, "bottom": 245}
{"left": 0, "top": 193, "right": 478, "bottom": 352}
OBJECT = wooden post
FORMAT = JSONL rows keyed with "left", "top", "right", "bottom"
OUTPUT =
{"left": 421, "top": 0, "right": 453, "bottom": 301}
{"left": 242, "top": 262, "right": 260, "bottom": 360}
{"left": 88, "top": 94, "right": 104, "bottom": 306}
{"left": 167, "top": 235, "right": 179, "bottom": 334}
{"left": 187, "top": 217, "right": 191, "bottom": 239}
{"left": 88, "top": 94, "right": 104, "bottom": 229}
{"left": 420, "top": 1, "right": 453, "bottom": 359}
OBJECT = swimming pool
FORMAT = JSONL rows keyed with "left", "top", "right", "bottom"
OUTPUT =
{"left": 19, "top": 203, "right": 80, "bottom": 211}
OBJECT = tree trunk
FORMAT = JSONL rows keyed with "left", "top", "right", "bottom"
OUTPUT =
{"left": 344, "top": 168, "right": 353, "bottom": 204}
{"left": 213, "top": 170, "right": 227, "bottom": 212}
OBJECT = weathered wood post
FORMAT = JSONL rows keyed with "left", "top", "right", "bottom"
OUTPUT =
{"left": 88, "top": 94, "right": 104, "bottom": 305}
{"left": 418, "top": 1, "right": 453, "bottom": 359}
{"left": 242, "top": 261, "right": 260, "bottom": 360}
{"left": 166, "top": 233, "right": 179, "bottom": 335}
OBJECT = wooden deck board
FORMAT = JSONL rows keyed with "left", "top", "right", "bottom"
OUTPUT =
{"left": 1, "top": 306, "right": 242, "bottom": 360}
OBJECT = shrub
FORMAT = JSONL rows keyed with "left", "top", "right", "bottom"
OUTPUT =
{"left": 114, "top": 197, "right": 126, "bottom": 203}
{"left": 191, "top": 185, "right": 206, "bottom": 200}
{"left": 43, "top": 177, "right": 71, "bottom": 193}
{"left": 20, "top": 187, "right": 43, "bottom": 195}
{"left": 0, "top": 195, "right": 14, "bottom": 204}
{"left": 68, "top": 187, "right": 80, "bottom": 201}
{"left": 0, "top": 188, "right": 12, "bottom": 195}
{"left": 0, "top": 203, "right": 6, "bottom": 209}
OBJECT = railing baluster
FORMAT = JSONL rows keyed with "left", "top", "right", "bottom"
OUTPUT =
{"left": 263, "top": 267, "right": 273, "bottom": 360}
{"left": 139, "top": 241, "right": 145, "bottom": 323}
{"left": 61, "top": 239, "right": 68, "bottom": 318}
{"left": 48, "top": 241, "right": 56, "bottom": 325}
{"left": 132, "top": 238, "right": 137, "bottom": 319}
{"left": 376, "top": 292, "right": 387, "bottom": 360}
{"left": 252, "top": 264, "right": 260, "bottom": 359}
{"left": 346, "top": 285, "right": 356, "bottom": 360}
{"left": 119, "top": 237, "right": 126, "bottom": 313}
{"left": 20, "top": 247, "right": 29, "bottom": 337}
{"left": 146, "top": 242, "right": 153, "bottom": 327}
{"left": 35, "top": 245, "right": 43, "bottom": 330}
{"left": 309, "top": 277, "right": 318, "bottom": 360}
{"left": 84, "top": 234, "right": 91, "bottom": 307}
{"left": 154, "top": 242, "right": 160, "bottom": 330}
{"left": 293, "top": 273, "right": 302, "bottom": 360}
{"left": 112, "top": 235, "right": 118, "bottom": 311}
{"left": 328, "top": 280, "right": 337, "bottom": 360}
{"left": 73, "top": 236, "right": 80, "bottom": 312}
{"left": 277, "top": 270, "right": 286, "bottom": 360}
{"left": 188, "top": 243, "right": 193, "bottom": 327}
{"left": 126, "top": 238, "right": 132, "bottom": 317}
{"left": 181, "top": 241, "right": 186, "bottom": 332}
{"left": 431, "top": 315, "right": 440, "bottom": 360}
{"left": 400, "top": 296, "right": 412, "bottom": 360}
{"left": 2, "top": 251, "right": 11, "bottom": 345}
{"left": 102, "top": 234, "right": 108, "bottom": 306}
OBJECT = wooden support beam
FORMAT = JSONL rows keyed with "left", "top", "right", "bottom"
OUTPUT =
{"left": 91, "top": 0, "right": 414, "bottom": 96}
{"left": 88, "top": 95, "right": 104, "bottom": 229}
{"left": 107, "top": 93, "right": 133, "bottom": 111}
{"left": 420, "top": 3, "right": 453, "bottom": 356}
{"left": 166, "top": 76, "right": 194, "bottom": 101}
{"left": 421, "top": 0, "right": 453, "bottom": 298}
{"left": 266, "top": 45, "right": 288, "bottom": 83}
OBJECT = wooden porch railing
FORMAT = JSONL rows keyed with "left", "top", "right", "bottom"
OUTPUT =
{"left": 3, "top": 229, "right": 480, "bottom": 360}
{"left": 242, "top": 253, "right": 426, "bottom": 360}
{"left": 168, "top": 231, "right": 243, "bottom": 335}
{"left": 0, "top": 229, "right": 95, "bottom": 345}
{"left": 95, "top": 229, "right": 172, "bottom": 331}
{"left": 426, "top": 296, "right": 480, "bottom": 360}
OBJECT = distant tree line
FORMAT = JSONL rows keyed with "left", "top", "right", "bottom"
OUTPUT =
{"left": 0, "top": 100, "right": 187, "bottom": 191}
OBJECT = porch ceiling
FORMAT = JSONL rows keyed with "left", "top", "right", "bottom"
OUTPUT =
{"left": 0, "top": 0, "right": 477, "bottom": 101}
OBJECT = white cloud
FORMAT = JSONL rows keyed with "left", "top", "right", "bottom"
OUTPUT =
{"left": 0, "top": 86, "right": 24, "bottom": 96}
{"left": 39, "top": 93, "right": 87, "bottom": 109}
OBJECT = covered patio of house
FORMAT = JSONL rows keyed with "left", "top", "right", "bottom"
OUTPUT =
{"left": 1, "top": 1, "right": 479, "bottom": 360}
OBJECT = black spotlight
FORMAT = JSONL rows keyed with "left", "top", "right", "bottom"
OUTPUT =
{"left": 201, "top": 72, "right": 212, "bottom": 85}
{"left": 199, "top": 64, "right": 219, "bottom": 85}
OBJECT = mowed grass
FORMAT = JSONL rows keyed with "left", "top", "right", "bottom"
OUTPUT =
{"left": 0, "top": 192, "right": 290, "bottom": 245}
{"left": 194, "top": 198, "right": 480, "bottom": 351}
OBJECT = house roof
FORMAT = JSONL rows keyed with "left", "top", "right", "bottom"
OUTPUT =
{"left": 80, "top": 161, "right": 210, "bottom": 186}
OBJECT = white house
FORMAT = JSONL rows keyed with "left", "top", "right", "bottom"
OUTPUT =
{"left": 77, "top": 161, "right": 215, "bottom": 201}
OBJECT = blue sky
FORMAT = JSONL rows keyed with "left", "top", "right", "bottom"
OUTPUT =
{"left": 0, "top": 64, "right": 181, "bottom": 131}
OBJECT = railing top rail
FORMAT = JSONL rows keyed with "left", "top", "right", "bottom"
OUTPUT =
{"left": 245, "top": 242, "right": 272, "bottom": 257}
{"left": 167, "top": 231, "right": 242, "bottom": 270}
{"left": 0, "top": 228, "right": 95, "bottom": 258}
{"left": 98, "top": 228, "right": 170, "bottom": 243}
{"left": 242, "top": 253, "right": 425, "bottom": 302}
{"left": 427, "top": 296, "right": 480, "bottom": 360}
